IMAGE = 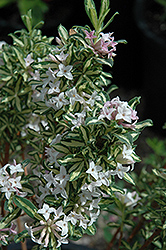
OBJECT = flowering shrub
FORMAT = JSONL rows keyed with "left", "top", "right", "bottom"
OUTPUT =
{"left": 0, "top": 0, "right": 152, "bottom": 249}
{"left": 104, "top": 135, "right": 166, "bottom": 250}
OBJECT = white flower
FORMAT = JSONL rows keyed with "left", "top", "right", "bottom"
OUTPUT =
{"left": 9, "top": 176, "right": 22, "bottom": 189}
{"left": 79, "top": 215, "right": 89, "bottom": 230}
{"left": 1, "top": 182, "right": 15, "bottom": 199}
{"left": 98, "top": 171, "right": 110, "bottom": 186}
{"left": 48, "top": 81, "right": 60, "bottom": 94}
{"left": 43, "top": 67, "right": 56, "bottom": 88}
{"left": 9, "top": 162, "right": 24, "bottom": 175}
{"left": 50, "top": 134, "right": 62, "bottom": 146}
{"left": 116, "top": 144, "right": 135, "bottom": 164}
{"left": 56, "top": 216, "right": 68, "bottom": 236}
{"left": 82, "top": 180, "right": 102, "bottom": 193}
{"left": 45, "top": 147, "right": 60, "bottom": 166}
{"left": 86, "top": 91, "right": 101, "bottom": 107}
{"left": 71, "top": 111, "right": 86, "bottom": 131}
{"left": 43, "top": 172, "right": 57, "bottom": 188}
{"left": 32, "top": 88, "right": 47, "bottom": 102}
{"left": 55, "top": 166, "right": 69, "bottom": 187}
{"left": 109, "top": 163, "right": 130, "bottom": 179}
{"left": 115, "top": 102, "right": 132, "bottom": 123}
{"left": 66, "top": 87, "right": 83, "bottom": 106}
{"left": 55, "top": 51, "right": 69, "bottom": 62}
{"left": 66, "top": 211, "right": 80, "bottom": 225}
{"left": 38, "top": 203, "right": 56, "bottom": 221}
{"left": 53, "top": 183, "right": 68, "bottom": 199}
{"left": 88, "top": 210, "right": 100, "bottom": 226}
{"left": 0, "top": 41, "right": 6, "bottom": 50}
{"left": 86, "top": 161, "right": 102, "bottom": 180}
{"left": 0, "top": 175, "right": 9, "bottom": 187}
{"left": 24, "top": 54, "right": 34, "bottom": 67}
{"left": 115, "top": 189, "right": 141, "bottom": 208}
{"left": 38, "top": 186, "right": 50, "bottom": 200}
{"left": 57, "top": 63, "right": 73, "bottom": 80}
{"left": 78, "top": 190, "right": 92, "bottom": 205}
{"left": 89, "top": 197, "right": 101, "bottom": 210}
{"left": 52, "top": 92, "right": 69, "bottom": 110}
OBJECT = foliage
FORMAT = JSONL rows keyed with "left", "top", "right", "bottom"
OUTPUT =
{"left": 104, "top": 135, "right": 166, "bottom": 250}
{"left": 0, "top": 0, "right": 153, "bottom": 250}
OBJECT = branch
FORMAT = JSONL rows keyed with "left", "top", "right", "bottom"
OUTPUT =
{"left": 138, "top": 228, "right": 162, "bottom": 250}
{"left": 127, "top": 217, "right": 145, "bottom": 243}
{"left": 106, "top": 227, "right": 121, "bottom": 250}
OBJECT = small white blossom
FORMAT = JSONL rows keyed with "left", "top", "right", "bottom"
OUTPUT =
{"left": 86, "top": 91, "right": 101, "bottom": 107}
{"left": 78, "top": 190, "right": 92, "bottom": 205}
{"left": 56, "top": 216, "right": 68, "bottom": 236}
{"left": 57, "top": 63, "right": 73, "bottom": 80}
{"left": 9, "top": 162, "right": 24, "bottom": 175}
{"left": 55, "top": 166, "right": 69, "bottom": 187}
{"left": 109, "top": 163, "right": 130, "bottom": 179}
{"left": 115, "top": 189, "right": 141, "bottom": 208}
{"left": 48, "top": 81, "right": 60, "bottom": 95}
{"left": 66, "top": 87, "right": 83, "bottom": 106}
{"left": 116, "top": 144, "right": 135, "bottom": 164}
{"left": 43, "top": 67, "right": 56, "bottom": 88}
{"left": 38, "top": 203, "right": 56, "bottom": 221}
{"left": 9, "top": 176, "right": 22, "bottom": 189}
{"left": 88, "top": 210, "right": 100, "bottom": 226}
{"left": 86, "top": 161, "right": 102, "bottom": 180}
{"left": 43, "top": 171, "right": 58, "bottom": 188}
{"left": 66, "top": 211, "right": 80, "bottom": 225}
{"left": 52, "top": 92, "right": 69, "bottom": 110}
{"left": 45, "top": 147, "right": 60, "bottom": 166}
{"left": 55, "top": 51, "right": 69, "bottom": 62}
{"left": 116, "top": 102, "right": 132, "bottom": 123}
{"left": 24, "top": 54, "right": 34, "bottom": 67}
{"left": 38, "top": 186, "right": 50, "bottom": 200}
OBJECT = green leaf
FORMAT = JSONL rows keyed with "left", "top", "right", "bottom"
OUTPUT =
{"left": 58, "top": 155, "right": 83, "bottom": 165}
{"left": 58, "top": 24, "right": 69, "bottom": 43}
{"left": 135, "top": 119, "right": 153, "bottom": 130}
{"left": 107, "top": 84, "right": 118, "bottom": 94}
{"left": 84, "top": 0, "right": 98, "bottom": 30}
{"left": 13, "top": 47, "right": 26, "bottom": 67}
{"left": 153, "top": 169, "right": 166, "bottom": 180}
{"left": 14, "top": 230, "right": 29, "bottom": 243}
{"left": 101, "top": 12, "right": 119, "bottom": 32}
{"left": 96, "top": 57, "right": 114, "bottom": 68}
{"left": 69, "top": 161, "right": 84, "bottom": 181}
{"left": 114, "top": 133, "right": 133, "bottom": 146}
{"left": 15, "top": 96, "right": 21, "bottom": 111}
{"left": 85, "top": 117, "right": 104, "bottom": 126}
{"left": 13, "top": 195, "right": 43, "bottom": 220}
{"left": 22, "top": 183, "right": 35, "bottom": 195}
{"left": 123, "top": 173, "right": 135, "bottom": 185}
{"left": 79, "top": 125, "right": 89, "bottom": 144}
{"left": 61, "top": 140, "right": 85, "bottom": 148}
{"left": 128, "top": 96, "right": 141, "bottom": 109}
{"left": 0, "top": 207, "right": 21, "bottom": 229}
{"left": 2, "top": 87, "right": 15, "bottom": 96}
{"left": 86, "top": 223, "right": 97, "bottom": 235}
{"left": 21, "top": 9, "right": 33, "bottom": 33}
{"left": 99, "top": 0, "right": 110, "bottom": 21}
{"left": 53, "top": 143, "right": 71, "bottom": 154}
{"left": 9, "top": 33, "right": 24, "bottom": 47}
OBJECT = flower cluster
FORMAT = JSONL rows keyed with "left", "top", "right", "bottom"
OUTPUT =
{"left": 0, "top": 160, "right": 26, "bottom": 200}
{"left": 98, "top": 96, "right": 139, "bottom": 129}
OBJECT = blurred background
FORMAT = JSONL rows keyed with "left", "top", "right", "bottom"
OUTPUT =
{"left": 0, "top": 0, "right": 166, "bottom": 136}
